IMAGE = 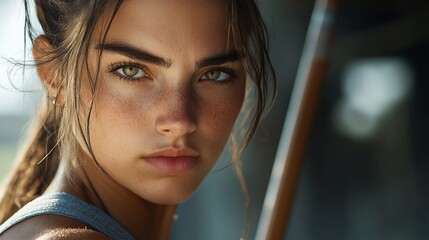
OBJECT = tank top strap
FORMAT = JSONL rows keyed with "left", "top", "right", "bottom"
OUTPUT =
{"left": 0, "top": 192, "right": 134, "bottom": 240}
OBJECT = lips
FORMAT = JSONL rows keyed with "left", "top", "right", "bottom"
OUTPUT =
{"left": 142, "top": 148, "right": 200, "bottom": 175}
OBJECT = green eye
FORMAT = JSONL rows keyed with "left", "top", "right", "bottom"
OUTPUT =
{"left": 118, "top": 66, "right": 144, "bottom": 78}
{"left": 123, "top": 66, "right": 140, "bottom": 77}
{"left": 201, "top": 70, "right": 231, "bottom": 82}
{"left": 205, "top": 70, "right": 221, "bottom": 80}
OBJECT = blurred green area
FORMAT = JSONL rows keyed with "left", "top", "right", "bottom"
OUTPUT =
{"left": 0, "top": 142, "right": 16, "bottom": 179}
{"left": 0, "top": 115, "right": 27, "bottom": 182}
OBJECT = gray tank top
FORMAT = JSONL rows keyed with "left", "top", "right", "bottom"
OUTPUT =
{"left": 0, "top": 192, "right": 134, "bottom": 240}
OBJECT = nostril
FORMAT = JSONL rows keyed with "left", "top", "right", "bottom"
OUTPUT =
{"left": 155, "top": 98, "right": 197, "bottom": 137}
{"left": 155, "top": 118, "right": 196, "bottom": 137}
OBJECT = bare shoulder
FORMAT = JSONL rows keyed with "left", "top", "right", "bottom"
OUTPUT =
{"left": 0, "top": 214, "right": 110, "bottom": 240}
{"left": 35, "top": 228, "right": 111, "bottom": 240}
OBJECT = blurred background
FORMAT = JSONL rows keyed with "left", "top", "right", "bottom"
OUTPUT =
{"left": 1, "top": 0, "right": 429, "bottom": 239}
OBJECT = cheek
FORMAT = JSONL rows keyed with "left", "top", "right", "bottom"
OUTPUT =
{"left": 96, "top": 93, "right": 139, "bottom": 126}
{"left": 204, "top": 98, "right": 242, "bottom": 131}
{"left": 90, "top": 76, "right": 153, "bottom": 130}
{"left": 91, "top": 93, "right": 126, "bottom": 130}
{"left": 86, "top": 83, "right": 149, "bottom": 158}
{"left": 199, "top": 83, "right": 245, "bottom": 146}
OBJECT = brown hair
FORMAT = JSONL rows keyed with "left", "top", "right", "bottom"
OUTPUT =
{"left": 0, "top": 0, "right": 276, "bottom": 237}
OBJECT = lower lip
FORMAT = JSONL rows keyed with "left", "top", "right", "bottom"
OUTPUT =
{"left": 143, "top": 156, "right": 198, "bottom": 175}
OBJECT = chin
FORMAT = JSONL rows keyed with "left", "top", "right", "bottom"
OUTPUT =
{"left": 138, "top": 183, "right": 198, "bottom": 205}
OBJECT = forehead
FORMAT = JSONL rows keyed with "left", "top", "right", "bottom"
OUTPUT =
{"left": 99, "top": 0, "right": 230, "bottom": 59}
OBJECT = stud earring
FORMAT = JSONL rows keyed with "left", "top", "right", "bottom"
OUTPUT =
{"left": 51, "top": 95, "right": 57, "bottom": 106}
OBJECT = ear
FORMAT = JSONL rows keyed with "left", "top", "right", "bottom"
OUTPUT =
{"left": 32, "top": 36, "right": 65, "bottom": 106}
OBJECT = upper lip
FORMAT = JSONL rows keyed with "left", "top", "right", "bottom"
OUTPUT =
{"left": 144, "top": 147, "right": 200, "bottom": 158}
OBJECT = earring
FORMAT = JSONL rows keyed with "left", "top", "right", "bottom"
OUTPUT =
{"left": 51, "top": 95, "right": 57, "bottom": 106}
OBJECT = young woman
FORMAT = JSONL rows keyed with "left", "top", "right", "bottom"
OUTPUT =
{"left": 0, "top": 0, "right": 275, "bottom": 239}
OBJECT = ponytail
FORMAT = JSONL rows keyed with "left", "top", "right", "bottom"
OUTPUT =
{"left": 0, "top": 1, "right": 125, "bottom": 223}
{"left": 0, "top": 97, "right": 60, "bottom": 223}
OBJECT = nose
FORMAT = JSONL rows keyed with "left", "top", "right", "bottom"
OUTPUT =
{"left": 155, "top": 86, "right": 197, "bottom": 138}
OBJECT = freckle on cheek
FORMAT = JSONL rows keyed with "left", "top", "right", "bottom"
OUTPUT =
{"left": 207, "top": 100, "right": 240, "bottom": 133}
{"left": 94, "top": 91, "right": 134, "bottom": 125}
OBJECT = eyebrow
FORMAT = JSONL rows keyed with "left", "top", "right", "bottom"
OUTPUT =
{"left": 96, "top": 42, "right": 241, "bottom": 69}
{"left": 196, "top": 51, "right": 241, "bottom": 68}
{"left": 96, "top": 42, "right": 172, "bottom": 68}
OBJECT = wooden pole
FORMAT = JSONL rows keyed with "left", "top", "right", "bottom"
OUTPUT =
{"left": 255, "top": 0, "right": 336, "bottom": 239}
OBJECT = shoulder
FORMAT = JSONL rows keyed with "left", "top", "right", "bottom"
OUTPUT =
{"left": 0, "top": 214, "right": 109, "bottom": 240}
{"left": 35, "top": 228, "right": 111, "bottom": 240}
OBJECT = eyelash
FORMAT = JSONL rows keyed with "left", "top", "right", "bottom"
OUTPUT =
{"left": 107, "top": 61, "right": 237, "bottom": 84}
{"left": 107, "top": 60, "right": 150, "bottom": 82}
{"left": 200, "top": 67, "right": 237, "bottom": 84}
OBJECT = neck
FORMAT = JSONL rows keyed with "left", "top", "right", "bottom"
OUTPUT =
{"left": 47, "top": 158, "right": 177, "bottom": 240}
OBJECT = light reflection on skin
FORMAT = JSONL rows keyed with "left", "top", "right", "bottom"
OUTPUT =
{"left": 27, "top": 0, "right": 249, "bottom": 238}
{"left": 80, "top": 0, "right": 247, "bottom": 206}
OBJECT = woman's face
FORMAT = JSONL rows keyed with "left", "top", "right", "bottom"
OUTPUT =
{"left": 82, "top": 0, "right": 246, "bottom": 204}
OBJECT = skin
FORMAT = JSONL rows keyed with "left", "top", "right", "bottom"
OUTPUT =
{"left": 1, "top": 0, "right": 246, "bottom": 239}
{"left": 86, "top": 0, "right": 246, "bottom": 206}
